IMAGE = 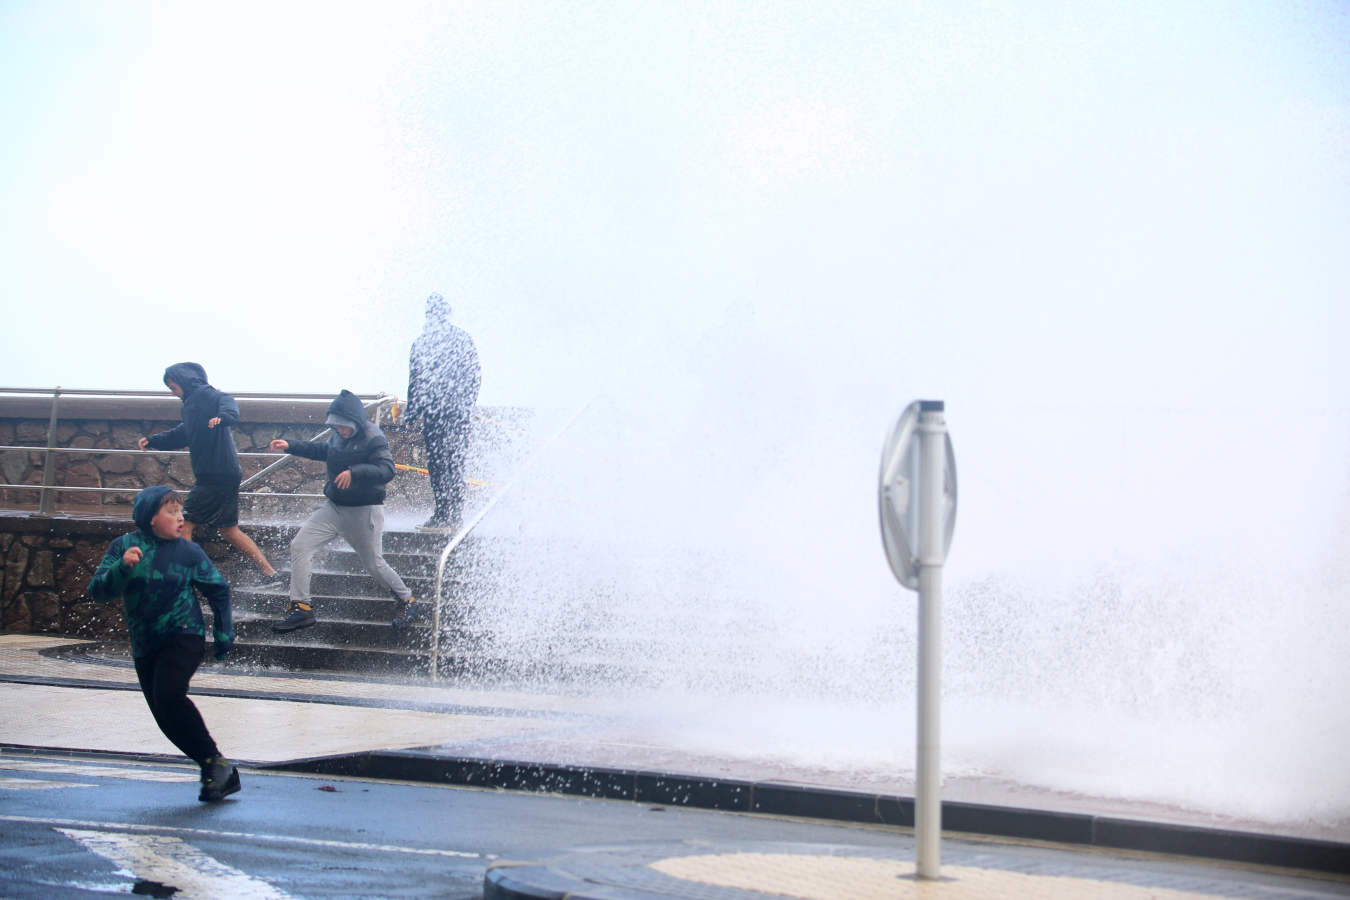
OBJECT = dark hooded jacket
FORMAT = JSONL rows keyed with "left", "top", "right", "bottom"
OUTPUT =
{"left": 88, "top": 485, "right": 234, "bottom": 659}
{"left": 145, "top": 362, "right": 243, "bottom": 482}
{"left": 281, "top": 390, "right": 395, "bottom": 507}
{"left": 406, "top": 295, "right": 480, "bottom": 422}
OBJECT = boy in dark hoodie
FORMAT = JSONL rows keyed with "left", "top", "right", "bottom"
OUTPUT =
{"left": 138, "top": 362, "right": 282, "bottom": 588}
{"left": 268, "top": 390, "right": 417, "bottom": 631}
{"left": 88, "top": 485, "right": 241, "bottom": 802}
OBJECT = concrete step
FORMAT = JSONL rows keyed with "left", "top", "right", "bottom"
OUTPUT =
{"left": 316, "top": 550, "right": 438, "bottom": 578}
{"left": 235, "top": 590, "right": 401, "bottom": 621}
{"left": 225, "top": 641, "right": 433, "bottom": 677}
{"left": 215, "top": 527, "right": 484, "bottom": 676}
{"left": 236, "top": 571, "right": 436, "bottom": 598}
{"left": 232, "top": 611, "right": 478, "bottom": 650}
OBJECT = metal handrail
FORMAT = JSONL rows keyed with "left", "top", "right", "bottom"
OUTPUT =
{"left": 238, "top": 394, "right": 392, "bottom": 489}
{"left": 4, "top": 446, "right": 285, "bottom": 457}
{"left": 0, "top": 483, "right": 325, "bottom": 500}
{"left": 428, "top": 400, "right": 593, "bottom": 680}
{"left": 1, "top": 385, "right": 396, "bottom": 515}
{"left": 0, "top": 387, "right": 377, "bottom": 400}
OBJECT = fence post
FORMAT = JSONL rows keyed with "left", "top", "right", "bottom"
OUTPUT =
{"left": 38, "top": 386, "right": 62, "bottom": 516}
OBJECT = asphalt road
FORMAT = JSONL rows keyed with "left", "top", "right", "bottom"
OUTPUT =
{"left": 6, "top": 751, "right": 1349, "bottom": 899}
{"left": 0, "top": 750, "right": 907, "bottom": 899}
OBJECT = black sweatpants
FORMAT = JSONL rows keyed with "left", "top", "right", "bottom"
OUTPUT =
{"left": 133, "top": 633, "right": 220, "bottom": 765}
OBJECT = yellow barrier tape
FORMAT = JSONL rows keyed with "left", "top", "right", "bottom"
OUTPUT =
{"left": 394, "top": 463, "right": 491, "bottom": 488}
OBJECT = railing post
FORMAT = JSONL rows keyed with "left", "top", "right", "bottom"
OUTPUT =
{"left": 38, "top": 386, "right": 62, "bottom": 516}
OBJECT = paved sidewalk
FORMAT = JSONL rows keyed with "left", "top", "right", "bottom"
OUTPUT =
{"left": 0, "top": 634, "right": 586, "bottom": 763}
{"left": 482, "top": 839, "right": 1350, "bottom": 900}
{"left": 5, "top": 633, "right": 1349, "bottom": 899}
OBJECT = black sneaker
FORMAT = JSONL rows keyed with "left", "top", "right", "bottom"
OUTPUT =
{"left": 272, "top": 605, "right": 316, "bottom": 633}
{"left": 391, "top": 596, "right": 424, "bottom": 629}
{"left": 198, "top": 756, "right": 241, "bottom": 802}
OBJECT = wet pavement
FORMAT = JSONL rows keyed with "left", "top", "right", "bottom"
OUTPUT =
{"left": 4, "top": 633, "right": 1348, "bottom": 898}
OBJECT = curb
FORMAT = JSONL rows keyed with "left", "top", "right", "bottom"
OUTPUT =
{"left": 264, "top": 748, "right": 1350, "bottom": 876}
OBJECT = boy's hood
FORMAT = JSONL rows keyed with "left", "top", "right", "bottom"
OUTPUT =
{"left": 326, "top": 390, "right": 374, "bottom": 438}
{"left": 132, "top": 485, "right": 174, "bottom": 535}
{"left": 163, "top": 362, "right": 209, "bottom": 398}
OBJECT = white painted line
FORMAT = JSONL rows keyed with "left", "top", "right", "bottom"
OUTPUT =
{"left": 2, "top": 814, "right": 484, "bottom": 859}
{"left": 0, "top": 759, "right": 197, "bottom": 782}
{"left": 57, "top": 827, "right": 294, "bottom": 900}
{"left": 0, "top": 776, "right": 95, "bottom": 790}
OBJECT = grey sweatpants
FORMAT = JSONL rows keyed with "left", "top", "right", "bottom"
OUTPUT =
{"left": 289, "top": 501, "right": 412, "bottom": 607}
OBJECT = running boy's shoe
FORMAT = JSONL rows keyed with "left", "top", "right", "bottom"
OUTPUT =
{"left": 272, "top": 604, "right": 316, "bottom": 632}
{"left": 391, "top": 596, "right": 424, "bottom": 629}
{"left": 248, "top": 574, "right": 288, "bottom": 592}
{"left": 198, "top": 756, "right": 241, "bottom": 802}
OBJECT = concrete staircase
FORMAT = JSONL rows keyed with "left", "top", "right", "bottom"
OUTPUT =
{"left": 227, "top": 529, "right": 484, "bottom": 678}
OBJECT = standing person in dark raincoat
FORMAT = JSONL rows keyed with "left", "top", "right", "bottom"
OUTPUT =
{"left": 405, "top": 293, "right": 481, "bottom": 532}
{"left": 138, "top": 362, "right": 282, "bottom": 588}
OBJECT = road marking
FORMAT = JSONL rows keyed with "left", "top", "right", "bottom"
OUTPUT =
{"left": 0, "top": 758, "right": 197, "bottom": 782}
{"left": 0, "top": 776, "right": 95, "bottom": 790}
{"left": 2, "top": 814, "right": 484, "bottom": 859}
{"left": 57, "top": 827, "right": 293, "bottom": 900}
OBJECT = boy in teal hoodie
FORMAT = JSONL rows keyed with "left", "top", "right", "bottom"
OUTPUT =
{"left": 88, "top": 485, "right": 241, "bottom": 802}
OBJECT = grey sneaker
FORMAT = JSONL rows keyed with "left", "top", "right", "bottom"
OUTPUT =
{"left": 198, "top": 756, "right": 241, "bottom": 802}
{"left": 272, "top": 605, "right": 316, "bottom": 633}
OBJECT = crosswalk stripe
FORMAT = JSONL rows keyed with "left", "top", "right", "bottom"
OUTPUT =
{"left": 2, "top": 814, "right": 484, "bottom": 859}
{"left": 57, "top": 828, "right": 294, "bottom": 900}
{"left": 0, "top": 759, "right": 196, "bottom": 782}
{"left": 0, "top": 776, "right": 95, "bottom": 790}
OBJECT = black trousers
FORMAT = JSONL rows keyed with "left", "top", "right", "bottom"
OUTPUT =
{"left": 424, "top": 411, "right": 472, "bottom": 524}
{"left": 133, "top": 633, "right": 220, "bottom": 765}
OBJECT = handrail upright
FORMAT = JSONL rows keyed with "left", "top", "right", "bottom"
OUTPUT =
{"left": 37, "top": 387, "right": 61, "bottom": 515}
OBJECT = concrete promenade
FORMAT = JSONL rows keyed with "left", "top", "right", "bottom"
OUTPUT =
{"left": 3, "top": 633, "right": 1348, "bottom": 898}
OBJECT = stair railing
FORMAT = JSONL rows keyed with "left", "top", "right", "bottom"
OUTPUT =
{"left": 429, "top": 399, "right": 595, "bottom": 681}
{"left": 0, "top": 386, "right": 394, "bottom": 513}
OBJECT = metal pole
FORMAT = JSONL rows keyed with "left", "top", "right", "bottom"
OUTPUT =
{"left": 38, "top": 386, "right": 62, "bottom": 516}
{"left": 915, "top": 400, "right": 946, "bottom": 878}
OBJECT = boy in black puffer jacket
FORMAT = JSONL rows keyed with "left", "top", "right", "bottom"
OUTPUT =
{"left": 88, "top": 485, "right": 241, "bottom": 802}
{"left": 268, "top": 390, "right": 416, "bottom": 631}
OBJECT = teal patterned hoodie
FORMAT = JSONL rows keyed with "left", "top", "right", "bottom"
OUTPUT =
{"left": 88, "top": 485, "right": 234, "bottom": 659}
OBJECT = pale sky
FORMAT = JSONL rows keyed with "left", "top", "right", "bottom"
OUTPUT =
{"left": 3, "top": 1, "right": 1345, "bottom": 410}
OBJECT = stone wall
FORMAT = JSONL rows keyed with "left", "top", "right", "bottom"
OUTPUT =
{"left": 0, "top": 400, "right": 537, "bottom": 642}
{"left": 0, "top": 416, "right": 418, "bottom": 511}
{"left": 0, "top": 513, "right": 278, "bottom": 641}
